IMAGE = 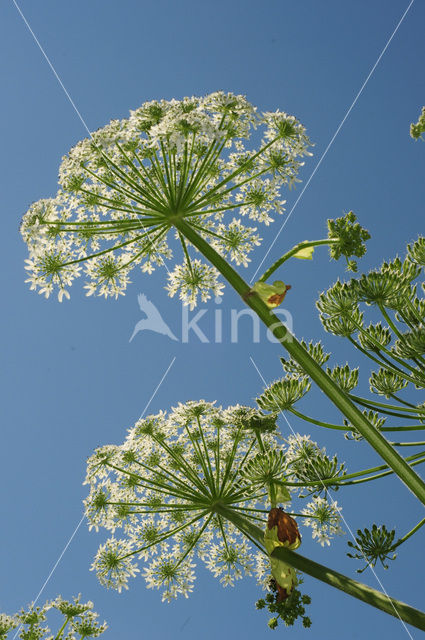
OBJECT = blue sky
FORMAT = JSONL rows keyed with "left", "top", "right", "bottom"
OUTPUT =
{"left": 1, "top": 1, "right": 424, "bottom": 638}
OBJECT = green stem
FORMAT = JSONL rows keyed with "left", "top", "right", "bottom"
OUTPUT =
{"left": 279, "top": 451, "right": 425, "bottom": 487}
{"left": 377, "top": 303, "right": 403, "bottom": 338}
{"left": 392, "top": 517, "right": 425, "bottom": 550}
{"left": 290, "top": 407, "right": 425, "bottom": 433}
{"left": 347, "top": 336, "right": 413, "bottom": 380}
{"left": 269, "top": 482, "right": 277, "bottom": 508}
{"left": 174, "top": 219, "right": 425, "bottom": 506}
{"left": 380, "top": 304, "right": 425, "bottom": 368}
{"left": 389, "top": 441, "right": 425, "bottom": 446}
{"left": 330, "top": 456, "right": 425, "bottom": 486}
{"left": 215, "top": 506, "right": 425, "bottom": 631}
{"left": 258, "top": 239, "right": 337, "bottom": 282}
{"left": 54, "top": 617, "right": 70, "bottom": 640}
{"left": 349, "top": 393, "right": 425, "bottom": 416}
{"left": 289, "top": 407, "right": 346, "bottom": 431}
{"left": 349, "top": 315, "right": 420, "bottom": 378}
{"left": 389, "top": 393, "right": 418, "bottom": 409}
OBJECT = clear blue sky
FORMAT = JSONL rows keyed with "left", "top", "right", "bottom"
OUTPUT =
{"left": 1, "top": 1, "right": 424, "bottom": 638}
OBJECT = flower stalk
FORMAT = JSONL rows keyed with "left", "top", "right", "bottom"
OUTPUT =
{"left": 258, "top": 238, "right": 336, "bottom": 282}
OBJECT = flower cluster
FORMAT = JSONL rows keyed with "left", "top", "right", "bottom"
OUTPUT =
{"left": 84, "top": 401, "right": 343, "bottom": 601}
{"left": 21, "top": 92, "right": 311, "bottom": 305}
{"left": 316, "top": 245, "right": 425, "bottom": 398}
{"left": 301, "top": 497, "right": 344, "bottom": 546}
{"left": 327, "top": 211, "right": 370, "bottom": 272}
{"left": 347, "top": 524, "right": 397, "bottom": 572}
{"left": 256, "top": 578, "right": 312, "bottom": 630}
{"left": 0, "top": 595, "right": 107, "bottom": 640}
{"left": 410, "top": 106, "right": 425, "bottom": 140}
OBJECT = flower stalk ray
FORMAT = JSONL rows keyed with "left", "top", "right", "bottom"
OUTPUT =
{"left": 22, "top": 92, "right": 312, "bottom": 304}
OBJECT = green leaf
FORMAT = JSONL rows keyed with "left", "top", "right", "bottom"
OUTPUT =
{"left": 293, "top": 246, "right": 315, "bottom": 260}
{"left": 251, "top": 280, "right": 291, "bottom": 308}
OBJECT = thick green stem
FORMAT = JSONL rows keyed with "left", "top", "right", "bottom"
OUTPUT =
{"left": 174, "top": 219, "right": 425, "bottom": 506}
{"left": 215, "top": 505, "right": 425, "bottom": 631}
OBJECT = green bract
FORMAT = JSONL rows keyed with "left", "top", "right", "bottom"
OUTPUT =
{"left": 21, "top": 92, "right": 311, "bottom": 306}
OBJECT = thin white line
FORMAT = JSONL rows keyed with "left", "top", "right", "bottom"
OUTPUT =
{"left": 250, "top": 0, "right": 415, "bottom": 284}
{"left": 13, "top": 356, "right": 176, "bottom": 638}
{"left": 136, "top": 356, "right": 176, "bottom": 420}
{"left": 249, "top": 355, "right": 414, "bottom": 639}
{"left": 12, "top": 0, "right": 92, "bottom": 138}
{"left": 12, "top": 0, "right": 172, "bottom": 277}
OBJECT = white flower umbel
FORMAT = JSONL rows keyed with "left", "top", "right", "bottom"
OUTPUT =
{"left": 84, "top": 400, "right": 342, "bottom": 601}
{"left": 301, "top": 497, "right": 344, "bottom": 546}
{"left": 21, "top": 92, "right": 311, "bottom": 303}
{"left": 0, "top": 595, "right": 107, "bottom": 640}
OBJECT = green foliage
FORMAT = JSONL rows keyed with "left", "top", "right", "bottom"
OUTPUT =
{"left": 352, "top": 271, "right": 410, "bottom": 309}
{"left": 321, "top": 308, "right": 364, "bottom": 337}
{"left": 317, "top": 280, "right": 358, "bottom": 318}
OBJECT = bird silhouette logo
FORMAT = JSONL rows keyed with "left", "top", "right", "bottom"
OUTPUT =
{"left": 129, "top": 294, "right": 179, "bottom": 342}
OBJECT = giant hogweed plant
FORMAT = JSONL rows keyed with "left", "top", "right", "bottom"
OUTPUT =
{"left": 84, "top": 400, "right": 425, "bottom": 630}
{"left": 274, "top": 237, "right": 425, "bottom": 573}
{"left": 20, "top": 92, "right": 425, "bottom": 508}
{"left": 0, "top": 595, "right": 107, "bottom": 640}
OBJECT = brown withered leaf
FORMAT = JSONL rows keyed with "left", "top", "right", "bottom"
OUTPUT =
{"left": 267, "top": 507, "right": 301, "bottom": 547}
